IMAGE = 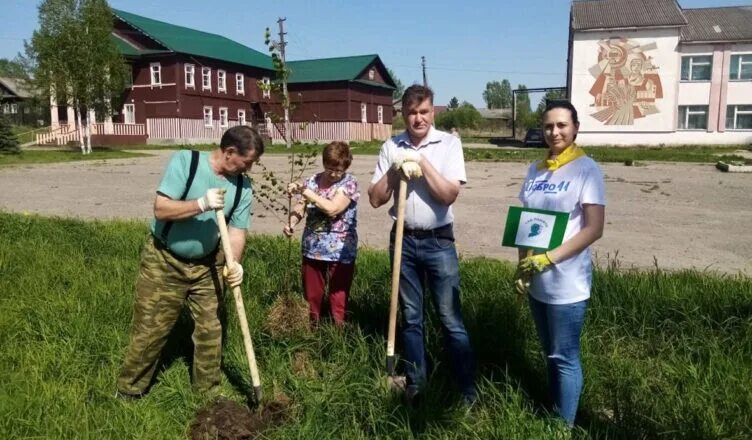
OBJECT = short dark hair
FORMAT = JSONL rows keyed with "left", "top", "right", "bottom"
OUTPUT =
{"left": 543, "top": 100, "right": 579, "bottom": 126}
{"left": 220, "top": 125, "right": 265, "bottom": 157}
{"left": 322, "top": 141, "right": 352, "bottom": 169}
{"left": 401, "top": 84, "right": 434, "bottom": 110}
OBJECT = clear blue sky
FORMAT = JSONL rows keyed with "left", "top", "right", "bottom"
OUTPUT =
{"left": 1, "top": 0, "right": 748, "bottom": 107}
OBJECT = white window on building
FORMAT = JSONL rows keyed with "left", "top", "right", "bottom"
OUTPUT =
{"left": 123, "top": 104, "right": 135, "bottom": 124}
{"left": 185, "top": 64, "right": 195, "bottom": 88}
{"left": 236, "top": 73, "right": 245, "bottom": 95}
{"left": 2, "top": 103, "right": 9, "bottom": 114}
{"left": 218, "top": 70, "right": 226, "bottom": 92}
{"left": 368, "top": 68, "right": 375, "bottom": 80}
{"left": 150, "top": 62, "right": 162, "bottom": 85}
{"left": 377, "top": 105, "right": 383, "bottom": 124}
{"left": 202, "top": 67, "right": 212, "bottom": 91}
{"left": 680, "top": 55, "right": 712, "bottom": 81}
{"left": 361, "top": 103, "right": 367, "bottom": 123}
{"left": 726, "top": 105, "right": 752, "bottom": 130}
{"left": 730, "top": 54, "right": 752, "bottom": 81}
{"left": 238, "top": 109, "right": 246, "bottom": 126}
{"left": 261, "top": 77, "right": 271, "bottom": 98}
{"left": 219, "top": 107, "right": 228, "bottom": 127}
{"left": 10, "top": 103, "right": 18, "bottom": 114}
{"left": 203, "top": 106, "right": 213, "bottom": 127}
{"left": 678, "top": 105, "right": 708, "bottom": 130}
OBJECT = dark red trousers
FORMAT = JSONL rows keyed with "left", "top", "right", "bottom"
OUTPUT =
{"left": 302, "top": 257, "right": 355, "bottom": 325}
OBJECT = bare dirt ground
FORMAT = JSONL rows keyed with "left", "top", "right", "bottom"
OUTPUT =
{"left": 1, "top": 150, "right": 749, "bottom": 275}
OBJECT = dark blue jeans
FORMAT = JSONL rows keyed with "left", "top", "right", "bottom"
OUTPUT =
{"left": 528, "top": 295, "right": 589, "bottom": 425}
{"left": 390, "top": 228, "right": 475, "bottom": 399}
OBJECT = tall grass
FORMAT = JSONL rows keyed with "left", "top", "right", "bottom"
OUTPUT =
{"left": 0, "top": 213, "right": 750, "bottom": 439}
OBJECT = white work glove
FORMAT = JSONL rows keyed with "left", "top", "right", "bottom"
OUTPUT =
{"left": 392, "top": 151, "right": 423, "bottom": 179}
{"left": 400, "top": 161, "right": 423, "bottom": 179}
{"left": 223, "top": 261, "right": 243, "bottom": 288}
{"left": 197, "top": 188, "right": 226, "bottom": 212}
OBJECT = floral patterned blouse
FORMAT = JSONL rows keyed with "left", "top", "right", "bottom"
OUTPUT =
{"left": 301, "top": 173, "right": 359, "bottom": 263}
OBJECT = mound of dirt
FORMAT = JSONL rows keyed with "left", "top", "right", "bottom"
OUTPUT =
{"left": 266, "top": 294, "right": 310, "bottom": 339}
{"left": 189, "top": 396, "right": 290, "bottom": 440}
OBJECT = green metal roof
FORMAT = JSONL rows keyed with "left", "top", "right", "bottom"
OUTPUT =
{"left": 111, "top": 35, "right": 169, "bottom": 56}
{"left": 287, "top": 54, "right": 395, "bottom": 88}
{"left": 112, "top": 9, "right": 273, "bottom": 70}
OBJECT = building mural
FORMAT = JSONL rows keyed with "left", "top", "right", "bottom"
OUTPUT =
{"left": 588, "top": 38, "right": 663, "bottom": 125}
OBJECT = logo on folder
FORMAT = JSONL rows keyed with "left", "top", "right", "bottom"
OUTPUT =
{"left": 528, "top": 223, "right": 542, "bottom": 238}
{"left": 502, "top": 207, "right": 570, "bottom": 251}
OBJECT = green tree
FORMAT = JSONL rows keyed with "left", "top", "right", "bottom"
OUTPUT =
{"left": 448, "top": 97, "right": 459, "bottom": 110}
{"left": 499, "top": 79, "right": 512, "bottom": 108}
{"left": 514, "top": 84, "right": 535, "bottom": 134}
{"left": 482, "top": 81, "right": 504, "bottom": 109}
{"left": 386, "top": 68, "right": 404, "bottom": 101}
{"left": 0, "top": 58, "right": 27, "bottom": 78}
{"left": 0, "top": 118, "right": 21, "bottom": 154}
{"left": 435, "top": 101, "right": 482, "bottom": 130}
{"left": 25, "top": 0, "right": 127, "bottom": 154}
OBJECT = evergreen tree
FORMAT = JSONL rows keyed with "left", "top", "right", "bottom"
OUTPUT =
{"left": 0, "top": 118, "right": 21, "bottom": 154}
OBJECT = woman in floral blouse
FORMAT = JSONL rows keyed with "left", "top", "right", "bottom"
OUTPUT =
{"left": 285, "top": 141, "right": 359, "bottom": 326}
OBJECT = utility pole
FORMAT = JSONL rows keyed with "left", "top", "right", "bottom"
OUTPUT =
{"left": 276, "top": 17, "right": 291, "bottom": 148}
{"left": 421, "top": 56, "right": 427, "bottom": 87}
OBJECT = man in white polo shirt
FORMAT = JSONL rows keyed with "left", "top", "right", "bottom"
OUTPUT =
{"left": 368, "top": 85, "right": 475, "bottom": 405}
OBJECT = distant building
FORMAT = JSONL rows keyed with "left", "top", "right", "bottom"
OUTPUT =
{"left": 0, "top": 77, "right": 45, "bottom": 126}
{"left": 568, "top": 0, "right": 752, "bottom": 145}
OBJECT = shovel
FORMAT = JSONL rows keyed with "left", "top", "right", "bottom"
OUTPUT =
{"left": 386, "top": 178, "right": 408, "bottom": 383}
{"left": 216, "top": 208, "right": 262, "bottom": 403}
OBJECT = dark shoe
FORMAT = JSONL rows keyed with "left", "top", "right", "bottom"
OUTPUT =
{"left": 404, "top": 385, "right": 420, "bottom": 407}
{"left": 114, "top": 390, "right": 144, "bottom": 401}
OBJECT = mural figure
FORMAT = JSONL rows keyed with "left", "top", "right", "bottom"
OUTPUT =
{"left": 589, "top": 38, "right": 663, "bottom": 125}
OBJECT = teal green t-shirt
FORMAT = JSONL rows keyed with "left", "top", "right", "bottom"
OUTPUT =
{"left": 150, "top": 150, "right": 252, "bottom": 259}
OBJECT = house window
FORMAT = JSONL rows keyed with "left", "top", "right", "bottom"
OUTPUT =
{"left": 150, "top": 62, "right": 162, "bottom": 85}
{"left": 726, "top": 105, "right": 752, "bottom": 130}
{"left": 203, "top": 106, "right": 213, "bottom": 127}
{"left": 377, "top": 105, "right": 383, "bottom": 124}
{"left": 730, "top": 54, "right": 752, "bottom": 80}
{"left": 10, "top": 103, "right": 18, "bottom": 114}
{"left": 238, "top": 109, "right": 246, "bottom": 126}
{"left": 123, "top": 104, "right": 135, "bottom": 124}
{"left": 678, "top": 105, "right": 708, "bottom": 130}
{"left": 261, "top": 77, "right": 271, "bottom": 98}
{"left": 185, "top": 64, "right": 195, "bottom": 88}
{"left": 2, "top": 103, "right": 9, "bottom": 114}
{"left": 680, "top": 55, "right": 712, "bottom": 81}
{"left": 218, "top": 70, "right": 226, "bottom": 92}
{"left": 202, "top": 67, "right": 212, "bottom": 91}
{"left": 219, "top": 107, "right": 228, "bottom": 127}
{"left": 236, "top": 73, "right": 245, "bottom": 95}
{"left": 361, "top": 103, "right": 367, "bottom": 123}
{"left": 369, "top": 68, "right": 375, "bottom": 80}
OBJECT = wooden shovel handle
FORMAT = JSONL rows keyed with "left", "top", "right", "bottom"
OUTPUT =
{"left": 386, "top": 179, "right": 408, "bottom": 366}
{"left": 216, "top": 209, "right": 262, "bottom": 400}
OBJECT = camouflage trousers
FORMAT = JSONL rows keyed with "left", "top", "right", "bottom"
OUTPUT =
{"left": 117, "top": 237, "right": 226, "bottom": 395}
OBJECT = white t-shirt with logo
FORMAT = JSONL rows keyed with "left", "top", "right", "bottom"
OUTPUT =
{"left": 518, "top": 156, "right": 606, "bottom": 305}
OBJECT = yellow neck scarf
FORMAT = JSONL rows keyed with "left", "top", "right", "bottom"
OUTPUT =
{"left": 537, "top": 144, "right": 586, "bottom": 171}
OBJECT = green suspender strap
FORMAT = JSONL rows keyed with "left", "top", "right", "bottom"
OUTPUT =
{"left": 160, "top": 150, "right": 200, "bottom": 242}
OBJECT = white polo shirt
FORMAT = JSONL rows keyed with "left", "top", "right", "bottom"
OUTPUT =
{"left": 371, "top": 127, "right": 466, "bottom": 230}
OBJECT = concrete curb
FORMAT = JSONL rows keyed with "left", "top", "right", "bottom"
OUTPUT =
{"left": 716, "top": 161, "right": 752, "bottom": 173}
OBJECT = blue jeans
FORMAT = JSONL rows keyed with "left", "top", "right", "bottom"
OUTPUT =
{"left": 528, "top": 295, "right": 588, "bottom": 425}
{"left": 390, "top": 228, "right": 475, "bottom": 399}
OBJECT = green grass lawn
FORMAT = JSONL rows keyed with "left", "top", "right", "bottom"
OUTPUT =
{"left": 0, "top": 148, "right": 149, "bottom": 167}
{"left": 0, "top": 213, "right": 750, "bottom": 439}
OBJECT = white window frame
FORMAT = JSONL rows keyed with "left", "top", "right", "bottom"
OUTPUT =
{"left": 2, "top": 103, "right": 9, "bottom": 114}
{"left": 203, "top": 106, "right": 213, "bottom": 127}
{"left": 727, "top": 104, "right": 752, "bottom": 130}
{"left": 681, "top": 55, "right": 712, "bottom": 81}
{"left": 730, "top": 54, "right": 752, "bottom": 81}
{"left": 184, "top": 64, "right": 195, "bottom": 89}
{"left": 123, "top": 104, "right": 135, "bottom": 124}
{"left": 10, "top": 103, "right": 18, "bottom": 114}
{"left": 217, "top": 70, "right": 226, "bottom": 93}
{"left": 678, "top": 105, "right": 708, "bottom": 130}
{"left": 377, "top": 105, "right": 383, "bottom": 124}
{"left": 150, "top": 62, "right": 162, "bottom": 86}
{"left": 368, "top": 68, "right": 375, "bottom": 80}
{"left": 202, "top": 67, "right": 212, "bottom": 91}
{"left": 219, "top": 107, "right": 228, "bottom": 128}
{"left": 361, "top": 103, "right": 367, "bottom": 123}
{"left": 236, "top": 73, "right": 245, "bottom": 95}
{"left": 261, "top": 77, "right": 271, "bottom": 99}
{"left": 238, "top": 109, "right": 246, "bottom": 126}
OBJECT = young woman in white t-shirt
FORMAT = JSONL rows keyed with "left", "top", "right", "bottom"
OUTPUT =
{"left": 516, "top": 101, "right": 606, "bottom": 426}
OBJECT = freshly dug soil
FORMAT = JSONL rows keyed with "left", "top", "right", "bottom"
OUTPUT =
{"left": 189, "top": 396, "right": 290, "bottom": 440}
